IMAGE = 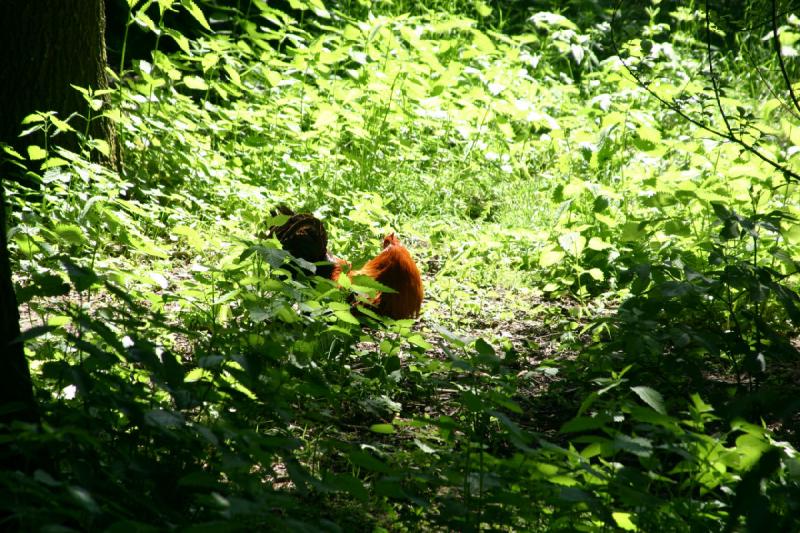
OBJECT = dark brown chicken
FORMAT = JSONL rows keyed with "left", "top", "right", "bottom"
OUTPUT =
{"left": 269, "top": 210, "right": 346, "bottom": 279}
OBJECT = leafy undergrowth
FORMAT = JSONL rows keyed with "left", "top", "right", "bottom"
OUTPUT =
{"left": 3, "top": 0, "right": 800, "bottom": 531}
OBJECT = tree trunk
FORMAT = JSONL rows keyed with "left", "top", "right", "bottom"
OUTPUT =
{"left": 0, "top": 0, "right": 118, "bottom": 427}
{"left": 0, "top": 187, "right": 37, "bottom": 426}
{"left": 0, "top": 0, "right": 119, "bottom": 170}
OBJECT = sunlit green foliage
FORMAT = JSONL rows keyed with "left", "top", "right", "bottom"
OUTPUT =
{"left": 2, "top": 0, "right": 800, "bottom": 530}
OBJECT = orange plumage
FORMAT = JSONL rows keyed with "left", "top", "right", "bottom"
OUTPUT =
{"left": 350, "top": 233, "right": 423, "bottom": 320}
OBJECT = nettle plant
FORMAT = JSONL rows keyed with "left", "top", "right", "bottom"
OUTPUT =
{"left": 588, "top": 191, "right": 800, "bottom": 392}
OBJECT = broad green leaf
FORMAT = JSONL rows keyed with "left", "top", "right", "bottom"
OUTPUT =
{"left": 560, "top": 415, "right": 608, "bottom": 433}
{"left": 156, "top": 0, "right": 172, "bottom": 16}
{"left": 21, "top": 113, "right": 45, "bottom": 124}
{"left": 587, "top": 237, "right": 612, "bottom": 250}
{"left": 2, "top": 145, "right": 23, "bottom": 159}
{"left": 167, "top": 29, "right": 191, "bottom": 54}
{"left": 322, "top": 473, "right": 368, "bottom": 501}
{"left": 734, "top": 433, "right": 770, "bottom": 470}
{"left": 542, "top": 282, "right": 561, "bottom": 292}
{"left": 475, "top": 1, "right": 492, "bottom": 17}
{"left": 558, "top": 231, "right": 586, "bottom": 257}
{"left": 347, "top": 450, "right": 390, "bottom": 473}
{"left": 612, "top": 512, "right": 638, "bottom": 531}
{"left": 407, "top": 334, "right": 432, "bottom": 350}
{"left": 54, "top": 224, "right": 86, "bottom": 245}
{"left": 174, "top": 225, "right": 205, "bottom": 250}
{"left": 631, "top": 386, "right": 666, "bottom": 414}
{"left": 585, "top": 268, "right": 603, "bottom": 281}
{"left": 783, "top": 223, "right": 800, "bottom": 245}
{"left": 530, "top": 12, "right": 578, "bottom": 31}
{"left": 133, "top": 10, "right": 156, "bottom": 32}
{"left": 613, "top": 434, "right": 653, "bottom": 456}
{"left": 201, "top": 52, "right": 220, "bottom": 72}
{"left": 471, "top": 30, "right": 496, "bottom": 53}
{"left": 539, "top": 249, "right": 564, "bottom": 267}
{"left": 620, "top": 222, "right": 646, "bottom": 241}
{"left": 183, "top": 75, "right": 209, "bottom": 90}
{"left": 334, "top": 310, "right": 359, "bottom": 324}
{"left": 50, "top": 115, "right": 74, "bottom": 132}
{"left": 27, "top": 145, "right": 47, "bottom": 161}
{"left": 180, "top": 0, "right": 211, "bottom": 31}
{"left": 90, "top": 139, "right": 110, "bottom": 157}
{"left": 145, "top": 409, "right": 184, "bottom": 429}
{"left": 62, "top": 260, "right": 99, "bottom": 292}
{"left": 636, "top": 126, "right": 661, "bottom": 144}
{"left": 17, "top": 325, "right": 60, "bottom": 343}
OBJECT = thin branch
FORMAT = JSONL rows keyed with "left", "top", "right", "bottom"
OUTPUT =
{"left": 771, "top": 0, "right": 800, "bottom": 115}
{"left": 706, "top": 0, "right": 735, "bottom": 137}
{"left": 735, "top": 4, "right": 793, "bottom": 34}
{"left": 739, "top": 33, "right": 799, "bottom": 121}
{"left": 609, "top": 0, "right": 800, "bottom": 182}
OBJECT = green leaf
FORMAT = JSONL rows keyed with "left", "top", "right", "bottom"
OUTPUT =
{"left": 201, "top": 52, "right": 220, "bottom": 72}
{"left": 21, "top": 113, "right": 45, "bottom": 124}
{"left": 630, "top": 386, "right": 666, "bottom": 414}
{"left": 612, "top": 512, "right": 638, "bottom": 531}
{"left": 54, "top": 224, "right": 86, "bottom": 245}
{"left": 471, "top": 30, "right": 496, "bottom": 53}
{"left": 184, "top": 368, "right": 207, "bottom": 383}
{"left": 636, "top": 125, "right": 661, "bottom": 144}
{"left": 351, "top": 274, "right": 395, "bottom": 293}
{"left": 334, "top": 310, "right": 359, "bottom": 324}
{"left": 539, "top": 248, "right": 564, "bottom": 267}
{"left": 2, "top": 145, "right": 24, "bottom": 159}
{"left": 308, "top": 0, "right": 330, "bottom": 18}
{"left": 133, "top": 10, "right": 157, "bottom": 32}
{"left": 183, "top": 75, "right": 209, "bottom": 90}
{"left": 735, "top": 433, "right": 770, "bottom": 470}
{"left": 558, "top": 231, "right": 586, "bottom": 257}
{"left": 145, "top": 409, "right": 185, "bottom": 429}
{"left": 68, "top": 486, "right": 100, "bottom": 514}
{"left": 61, "top": 260, "right": 99, "bottom": 292}
{"left": 347, "top": 450, "right": 390, "bottom": 473}
{"left": 156, "top": 0, "right": 172, "bottom": 16}
{"left": 587, "top": 237, "right": 611, "bottom": 250}
{"left": 166, "top": 29, "right": 191, "bottom": 54}
{"left": 41, "top": 157, "right": 69, "bottom": 169}
{"left": 475, "top": 338, "right": 495, "bottom": 357}
{"left": 50, "top": 115, "right": 74, "bottom": 133}
{"left": 369, "top": 423, "right": 395, "bottom": 434}
{"left": 180, "top": 0, "right": 211, "bottom": 31}
{"left": 27, "top": 145, "right": 47, "bottom": 161}
{"left": 173, "top": 225, "right": 205, "bottom": 250}
{"left": 613, "top": 434, "right": 653, "bottom": 457}
{"left": 585, "top": 268, "right": 603, "bottom": 281}
{"left": 407, "top": 334, "right": 432, "bottom": 350}
{"left": 620, "top": 222, "right": 647, "bottom": 242}
{"left": 475, "top": 1, "right": 492, "bottom": 17}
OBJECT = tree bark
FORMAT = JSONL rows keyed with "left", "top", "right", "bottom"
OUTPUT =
{"left": 0, "top": 187, "right": 37, "bottom": 426}
{"left": 0, "top": 0, "right": 119, "bottom": 170}
{"left": 0, "top": 0, "right": 119, "bottom": 427}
